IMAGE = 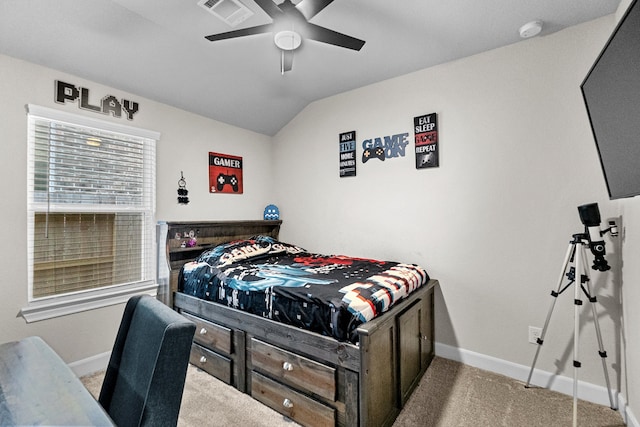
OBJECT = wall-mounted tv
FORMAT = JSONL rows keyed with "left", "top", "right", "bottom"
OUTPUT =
{"left": 581, "top": 0, "right": 640, "bottom": 199}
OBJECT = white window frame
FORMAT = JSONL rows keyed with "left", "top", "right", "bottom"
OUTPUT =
{"left": 21, "top": 105, "right": 160, "bottom": 323}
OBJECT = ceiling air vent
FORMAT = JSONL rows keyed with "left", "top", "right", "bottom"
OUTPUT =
{"left": 197, "top": 0, "right": 253, "bottom": 27}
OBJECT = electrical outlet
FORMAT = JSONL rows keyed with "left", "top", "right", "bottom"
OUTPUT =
{"left": 528, "top": 326, "right": 542, "bottom": 344}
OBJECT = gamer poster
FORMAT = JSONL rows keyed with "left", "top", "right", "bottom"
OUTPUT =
{"left": 414, "top": 113, "right": 439, "bottom": 169}
{"left": 209, "top": 152, "right": 243, "bottom": 194}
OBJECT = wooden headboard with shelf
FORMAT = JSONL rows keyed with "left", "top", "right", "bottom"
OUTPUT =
{"left": 157, "top": 220, "right": 282, "bottom": 306}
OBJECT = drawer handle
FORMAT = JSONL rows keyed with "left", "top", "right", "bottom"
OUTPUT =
{"left": 282, "top": 398, "right": 294, "bottom": 409}
{"left": 199, "top": 327, "right": 207, "bottom": 335}
{"left": 199, "top": 356, "right": 207, "bottom": 364}
{"left": 282, "top": 362, "right": 294, "bottom": 371}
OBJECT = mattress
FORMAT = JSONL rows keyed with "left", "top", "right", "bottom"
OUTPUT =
{"left": 178, "top": 235, "right": 429, "bottom": 343}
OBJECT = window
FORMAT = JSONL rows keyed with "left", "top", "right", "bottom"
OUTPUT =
{"left": 22, "top": 105, "right": 160, "bottom": 322}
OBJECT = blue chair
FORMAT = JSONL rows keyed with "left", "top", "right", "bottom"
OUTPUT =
{"left": 99, "top": 295, "right": 195, "bottom": 427}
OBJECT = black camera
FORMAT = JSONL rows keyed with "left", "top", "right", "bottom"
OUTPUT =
{"left": 578, "top": 203, "right": 601, "bottom": 227}
{"left": 577, "top": 203, "right": 610, "bottom": 272}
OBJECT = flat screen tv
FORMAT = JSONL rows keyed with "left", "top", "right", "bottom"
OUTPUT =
{"left": 581, "top": 0, "right": 640, "bottom": 199}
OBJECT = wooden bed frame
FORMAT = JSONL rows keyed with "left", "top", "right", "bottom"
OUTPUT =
{"left": 161, "top": 220, "right": 437, "bottom": 427}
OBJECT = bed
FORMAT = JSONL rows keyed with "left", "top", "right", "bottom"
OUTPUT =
{"left": 159, "top": 220, "right": 437, "bottom": 427}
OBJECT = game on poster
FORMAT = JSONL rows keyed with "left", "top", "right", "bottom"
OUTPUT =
{"left": 414, "top": 113, "right": 439, "bottom": 169}
{"left": 209, "top": 152, "right": 243, "bottom": 194}
{"left": 339, "top": 131, "right": 357, "bottom": 177}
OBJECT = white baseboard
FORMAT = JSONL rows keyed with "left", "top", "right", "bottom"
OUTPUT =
{"left": 435, "top": 342, "right": 637, "bottom": 426}
{"left": 623, "top": 395, "right": 640, "bottom": 427}
{"left": 68, "top": 351, "right": 110, "bottom": 377}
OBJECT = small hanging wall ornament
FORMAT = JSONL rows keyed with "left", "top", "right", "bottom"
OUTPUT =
{"left": 177, "top": 171, "right": 189, "bottom": 204}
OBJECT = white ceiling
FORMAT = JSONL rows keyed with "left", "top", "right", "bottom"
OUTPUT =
{"left": 0, "top": 0, "right": 620, "bottom": 136}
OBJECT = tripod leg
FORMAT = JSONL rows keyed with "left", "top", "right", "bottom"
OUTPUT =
{"left": 580, "top": 245, "right": 617, "bottom": 410}
{"left": 572, "top": 241, "right": 586, "bottom": 427}
{"left": 525, "top": 242, "right": 575, "bottom": 388}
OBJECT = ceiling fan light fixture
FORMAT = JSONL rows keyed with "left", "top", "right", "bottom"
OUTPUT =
{"left": 274, "top": 30, "right": 302, "bottom": 51}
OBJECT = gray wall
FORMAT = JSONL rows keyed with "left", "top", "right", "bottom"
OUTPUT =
{"left": 272, "top": 13, "right": 637, "bottom": 421}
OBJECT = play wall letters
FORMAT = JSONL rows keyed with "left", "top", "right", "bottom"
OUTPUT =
{"left": 55, "top": 80, "right": 139, "bottom": 120}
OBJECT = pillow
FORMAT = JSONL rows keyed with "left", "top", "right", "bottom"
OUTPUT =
{"left": 197, "top": 235, "right": 306, "bottom": 267}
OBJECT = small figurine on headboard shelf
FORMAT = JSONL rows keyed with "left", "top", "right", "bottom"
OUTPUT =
{"left": 177, "top": 229, "right": 198, "bottom": 247}
{"left": 264, "top": 204, "right": 280, "bottom": 220}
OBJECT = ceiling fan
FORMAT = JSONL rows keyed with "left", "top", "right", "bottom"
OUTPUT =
{"left": 205, "top": 0, "right": 366, "bottom": 73}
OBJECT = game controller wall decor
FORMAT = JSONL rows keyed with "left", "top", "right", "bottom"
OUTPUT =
{"left": 339, "top": 131, "right": 357, "bottom": 177}
{"left": 209, "top": 152, "right": 243, "bottom": 194}
{"left": 340, "top": 113, "right": 439, "bottom": 173}
{"left": 361, "top": 132, "right": 410, "bottom": 164}
{"left": 414, "top": 113, "right": 439, "bottom": 169}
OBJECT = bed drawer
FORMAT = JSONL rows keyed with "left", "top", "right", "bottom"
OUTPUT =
{"left": 251, "top": 372, "right": 335, "bottom": 427}
{"left": 250, "top": 338, "right": 336, "bottom": 401}
{"left": 190, "top": 343, "right": 232, "bottom": 385}
{"left": 183, "top": 312, "right": 232, "bottom": 355}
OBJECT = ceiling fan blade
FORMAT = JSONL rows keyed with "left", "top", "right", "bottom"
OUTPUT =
{"left": 254, "top": 0, "right": 284, "bottom": 19}
{"left": 295, "top": 0, "right": 334, "bottom": 20}
{"left": 205, "top": 24, "right": 274, "bottom": 42}
{"left": 282, "top": 50, "right": 294, "bottom": 72}
{"left": 304, "top": 23, "right": 365, "bottom": 51}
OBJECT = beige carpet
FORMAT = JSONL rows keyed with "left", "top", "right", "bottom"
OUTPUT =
{"left": 82, "top": 366, "right": 296, "bottom": 427}
{"left": 393, "top": 357, "right": 624, "bottom": 427}
{"left": 82, "top": 357, "right": 625, "bottom": 426}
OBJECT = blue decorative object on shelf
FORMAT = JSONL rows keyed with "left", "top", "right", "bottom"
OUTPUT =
{"left": 264, "top": 204, "right": 280, "bottom": 220}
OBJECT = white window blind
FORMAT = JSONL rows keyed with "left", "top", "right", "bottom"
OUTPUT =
{"left": 32, "top": 120, "right": 148, "bottom": 206}
{"left": 25, "top": 105, "right": 159, "bottom": 319}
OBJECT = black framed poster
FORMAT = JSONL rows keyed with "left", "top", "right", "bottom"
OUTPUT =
{"left": 339, "top": 131, "right": 357, "bottom": 177}
{"left": 209, "top": 152, "right": 243, "bottom": 194}
{"left": 414, "top": 113, "right": 439, "bottom": 169}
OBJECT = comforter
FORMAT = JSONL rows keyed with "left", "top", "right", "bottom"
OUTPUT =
{"left": 178, "top": 236, "right": 429, "bottom": 343}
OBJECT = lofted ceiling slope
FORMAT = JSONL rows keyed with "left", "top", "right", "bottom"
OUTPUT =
{"left": 0, "top": 0, "right": 620, "bottom": 135}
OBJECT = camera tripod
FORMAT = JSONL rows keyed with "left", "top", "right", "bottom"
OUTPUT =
{"left": 525, "top": 232, "right": 616, "bottom": 427}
